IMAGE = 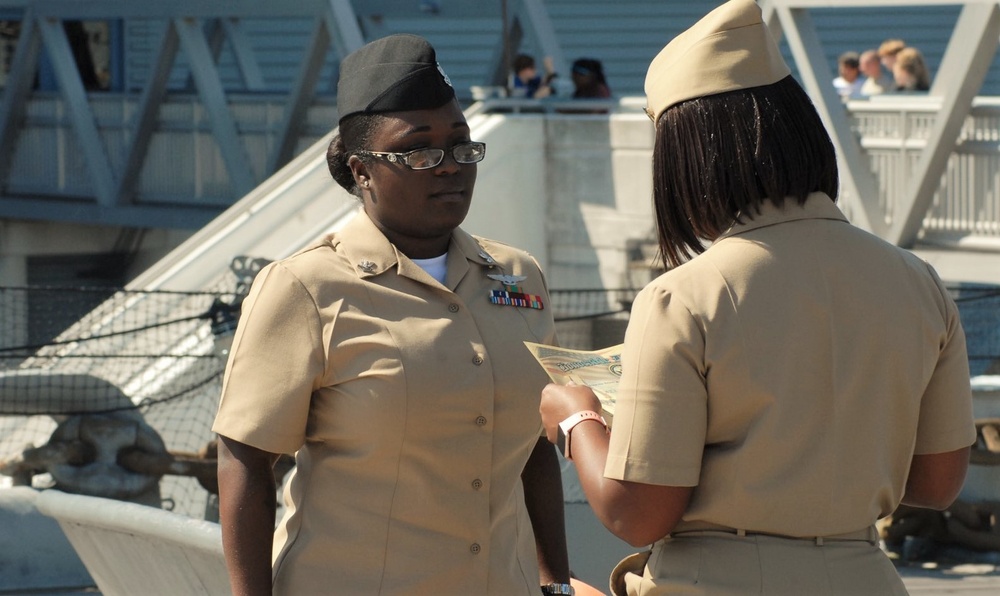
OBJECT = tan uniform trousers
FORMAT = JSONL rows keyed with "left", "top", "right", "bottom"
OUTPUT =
{"left": 614, "top": 525, "right": 907, "bottom": 596}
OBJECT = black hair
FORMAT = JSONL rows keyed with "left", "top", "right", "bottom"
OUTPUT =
{"left": 513, "top": 54, "right": 535, "bottom": 73}
{"left": 652, "top": 75, "right": 839, "bottom": 268}
{"left": 572, "top": 58, "right": 606, "bottom": 82}
{"left": 838, "top": 51, "right": 860, "bottom": 70}
{"left": 326, "top": 113, "right": 387, "bottom": 197}
{"left": 571, "top": 58, "right": 610, "bottom": 98}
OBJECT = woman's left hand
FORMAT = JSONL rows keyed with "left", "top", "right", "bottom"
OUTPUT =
{"left": 539, "top": 383, "right": 603, "bottom": 444}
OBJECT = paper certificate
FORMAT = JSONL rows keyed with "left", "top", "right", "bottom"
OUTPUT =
{"left": 524, "top": 342, "right": 623, "bottom": 425}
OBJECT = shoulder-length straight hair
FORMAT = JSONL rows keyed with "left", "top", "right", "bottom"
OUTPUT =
{"left": 652, "top": 75, "right": 839, "bottom": 268}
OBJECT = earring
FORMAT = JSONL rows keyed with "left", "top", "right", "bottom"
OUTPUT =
{"left": 362, "top": 180, "right": 370, "bottom": 188}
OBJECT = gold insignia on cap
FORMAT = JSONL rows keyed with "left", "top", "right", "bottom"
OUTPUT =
{"left": 644, "top": 0, "right": 790, "bottom": 122}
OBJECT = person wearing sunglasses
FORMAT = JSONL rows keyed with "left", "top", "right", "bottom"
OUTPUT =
{"left": 540, "top": 1, "right": 975, "bottom": 595}
{"left": 214, "top": 34, "right": 573, "bottom": 595}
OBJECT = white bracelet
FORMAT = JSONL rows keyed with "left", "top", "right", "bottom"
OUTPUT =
{"left": 557, "top": 410, "right": 608, "bottom": 460}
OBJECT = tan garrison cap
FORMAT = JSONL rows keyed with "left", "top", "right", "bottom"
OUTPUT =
{"left": 644, "top": 0, "right": 790, "bottom": 121}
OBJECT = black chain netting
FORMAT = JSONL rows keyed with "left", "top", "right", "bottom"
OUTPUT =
{"left": 0, "top": 282, "right": 997, "bottom": 519}
{"left": 0, "top": 286, "right": 239, "bottom": 518}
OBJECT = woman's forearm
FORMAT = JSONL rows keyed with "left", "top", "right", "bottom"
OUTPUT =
{"left": 902, "top": 447, "right": 970, "bottom": 510}
{"left": 217, "top": 435, "right": 280, "bottom": 596}
{"left": 539, "top": 383, "right": 693, "bottom": 547}
{"left": 569, "top": 420, "right": 693, "bottom": 547}
{"left": 522, "top": 437, "right": 571, "bottom": 585}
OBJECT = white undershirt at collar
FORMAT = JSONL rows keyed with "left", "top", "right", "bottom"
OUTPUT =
{"left": 411, "top": 252, "right": 448, "bottom": 284}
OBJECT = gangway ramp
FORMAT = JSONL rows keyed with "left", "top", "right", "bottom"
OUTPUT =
{"left": 128, "top": 108, "right": 548, "bottom": 293}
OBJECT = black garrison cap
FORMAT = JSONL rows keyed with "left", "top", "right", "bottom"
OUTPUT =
{"left": 337, "top": 34, "right": 456, "bottom": 123}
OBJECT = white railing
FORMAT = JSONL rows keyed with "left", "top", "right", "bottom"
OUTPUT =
{"left": 850, "top": 96, "right": 1000, "bottom": 246}
{"left": 472, "top": 95, "right": 1000, "bottom": 251}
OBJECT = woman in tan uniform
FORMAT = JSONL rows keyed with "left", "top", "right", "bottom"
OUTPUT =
{"left": 214, "top": 34, "right": 573, "bottom": 595}
{"left": 540, "top": 1, "right": 975, "bottom": 594}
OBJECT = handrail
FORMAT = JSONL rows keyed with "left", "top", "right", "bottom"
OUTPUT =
{"left": 464, "top": 96, "right": 638, "bottom": 117}
{"left": 0, "top": 0, "right": 353, "bottom": 19}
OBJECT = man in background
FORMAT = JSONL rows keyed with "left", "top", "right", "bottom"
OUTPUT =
{"left": 833, "top": 51, "right": 864, "bottom": 99}
{"left": 860, "top": 49, "right": 893, "bottom": 96}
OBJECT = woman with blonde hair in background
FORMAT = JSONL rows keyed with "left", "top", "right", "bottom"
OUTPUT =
{"left": 893, "top": 46, "right": 931, "bottom": 92}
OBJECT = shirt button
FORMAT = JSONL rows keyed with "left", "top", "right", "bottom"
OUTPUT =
{"left": 472, "top": 355, "right": 484, "bottom": 365}
{"left": 475, "top": 416, "right": 487, "bottom": 426}
{"left": 448, "top": 303, "right": 460, "bottom": 313}
{"left": 472, "top": 479, "right": 483, "bottom": 490}
{"left": 470, "top": 543, "right": 481, "bottom": 554}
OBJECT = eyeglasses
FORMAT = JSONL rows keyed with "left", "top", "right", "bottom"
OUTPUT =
{"left": 356, "top": 141, "right": 486, "bottom": 170}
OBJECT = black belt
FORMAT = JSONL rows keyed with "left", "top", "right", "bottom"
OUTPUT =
{"left": 669, "top": 522, "right": 879, "bottom": 546}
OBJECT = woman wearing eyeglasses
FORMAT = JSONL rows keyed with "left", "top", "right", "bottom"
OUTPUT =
{"left": 214, "top": 34, "right": 572, "bottom": 595}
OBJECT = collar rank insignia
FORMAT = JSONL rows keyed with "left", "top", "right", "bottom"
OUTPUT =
{"left": 357, "top": 260, "right": 377, "bottom": 274}
{"left": 477, "top": 250, "right": 496, "bottom": 264}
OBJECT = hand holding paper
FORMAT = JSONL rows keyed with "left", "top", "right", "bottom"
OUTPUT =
{"left": 524, "top": 342, "right": 622, "bottom": 426}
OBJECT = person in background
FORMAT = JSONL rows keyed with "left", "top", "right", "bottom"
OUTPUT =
{"left": 539, "top": 1, "right": 974, "bottom": 594}
{"left": 833, "top": 51, "right": 864, "bottom": 99}
{"left": 511, "top": 53, "right": 557, "bottom": 98}
{"left": 571, "top": 58, "right": 612, "bottom": 99}
{"left": 63, "top": 21, "right": 102, "bottom": 91}
{"left": 215, "top": 33, "right": 573, "bottom": 596}
{"left": 859, "top": 48, "right": 893, "bottom": 96}
{"left": 893, "top": 46, "right": 931, "bottom": 92}
{"left": 879, "top": 38, "right": 906, "bottom": 73}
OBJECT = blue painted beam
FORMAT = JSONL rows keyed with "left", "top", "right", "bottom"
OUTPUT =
{"left": 0, "top": 8, "right": 41, "bottom": 189}
{"left": 0, "top": 1, "right": 348, "bottom": 20}
{"left": 116, "top": 20, "right": 181, "bottom": 205}
{"left": 36, "top": 17, "right": 118, "bottom": 206}
{"left": 268, "top": 18, "right": 331, "bottom": 173}
{"left": 174, "top": 17, "right": 256, "bottom": 198}
{"left": 0, "top": 195, "right": 222, "bottom": 229}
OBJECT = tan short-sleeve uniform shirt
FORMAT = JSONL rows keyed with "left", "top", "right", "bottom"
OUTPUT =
{"left": 213, "top": 211, "right": 556, "bottom": 594}
{"left": 606, "top": 193, "right": 975, "bottom": 537}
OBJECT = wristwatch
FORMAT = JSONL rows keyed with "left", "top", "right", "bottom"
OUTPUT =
{"left": 541, "top": 582, "right": 575, "bottom": 595}
{"left": 556, "top": 410, "right": 608, "bottom": 460}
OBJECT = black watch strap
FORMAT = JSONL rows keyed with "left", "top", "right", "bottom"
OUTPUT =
{"left": 541, "top": 582, "right": 575, "bottom": 596}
